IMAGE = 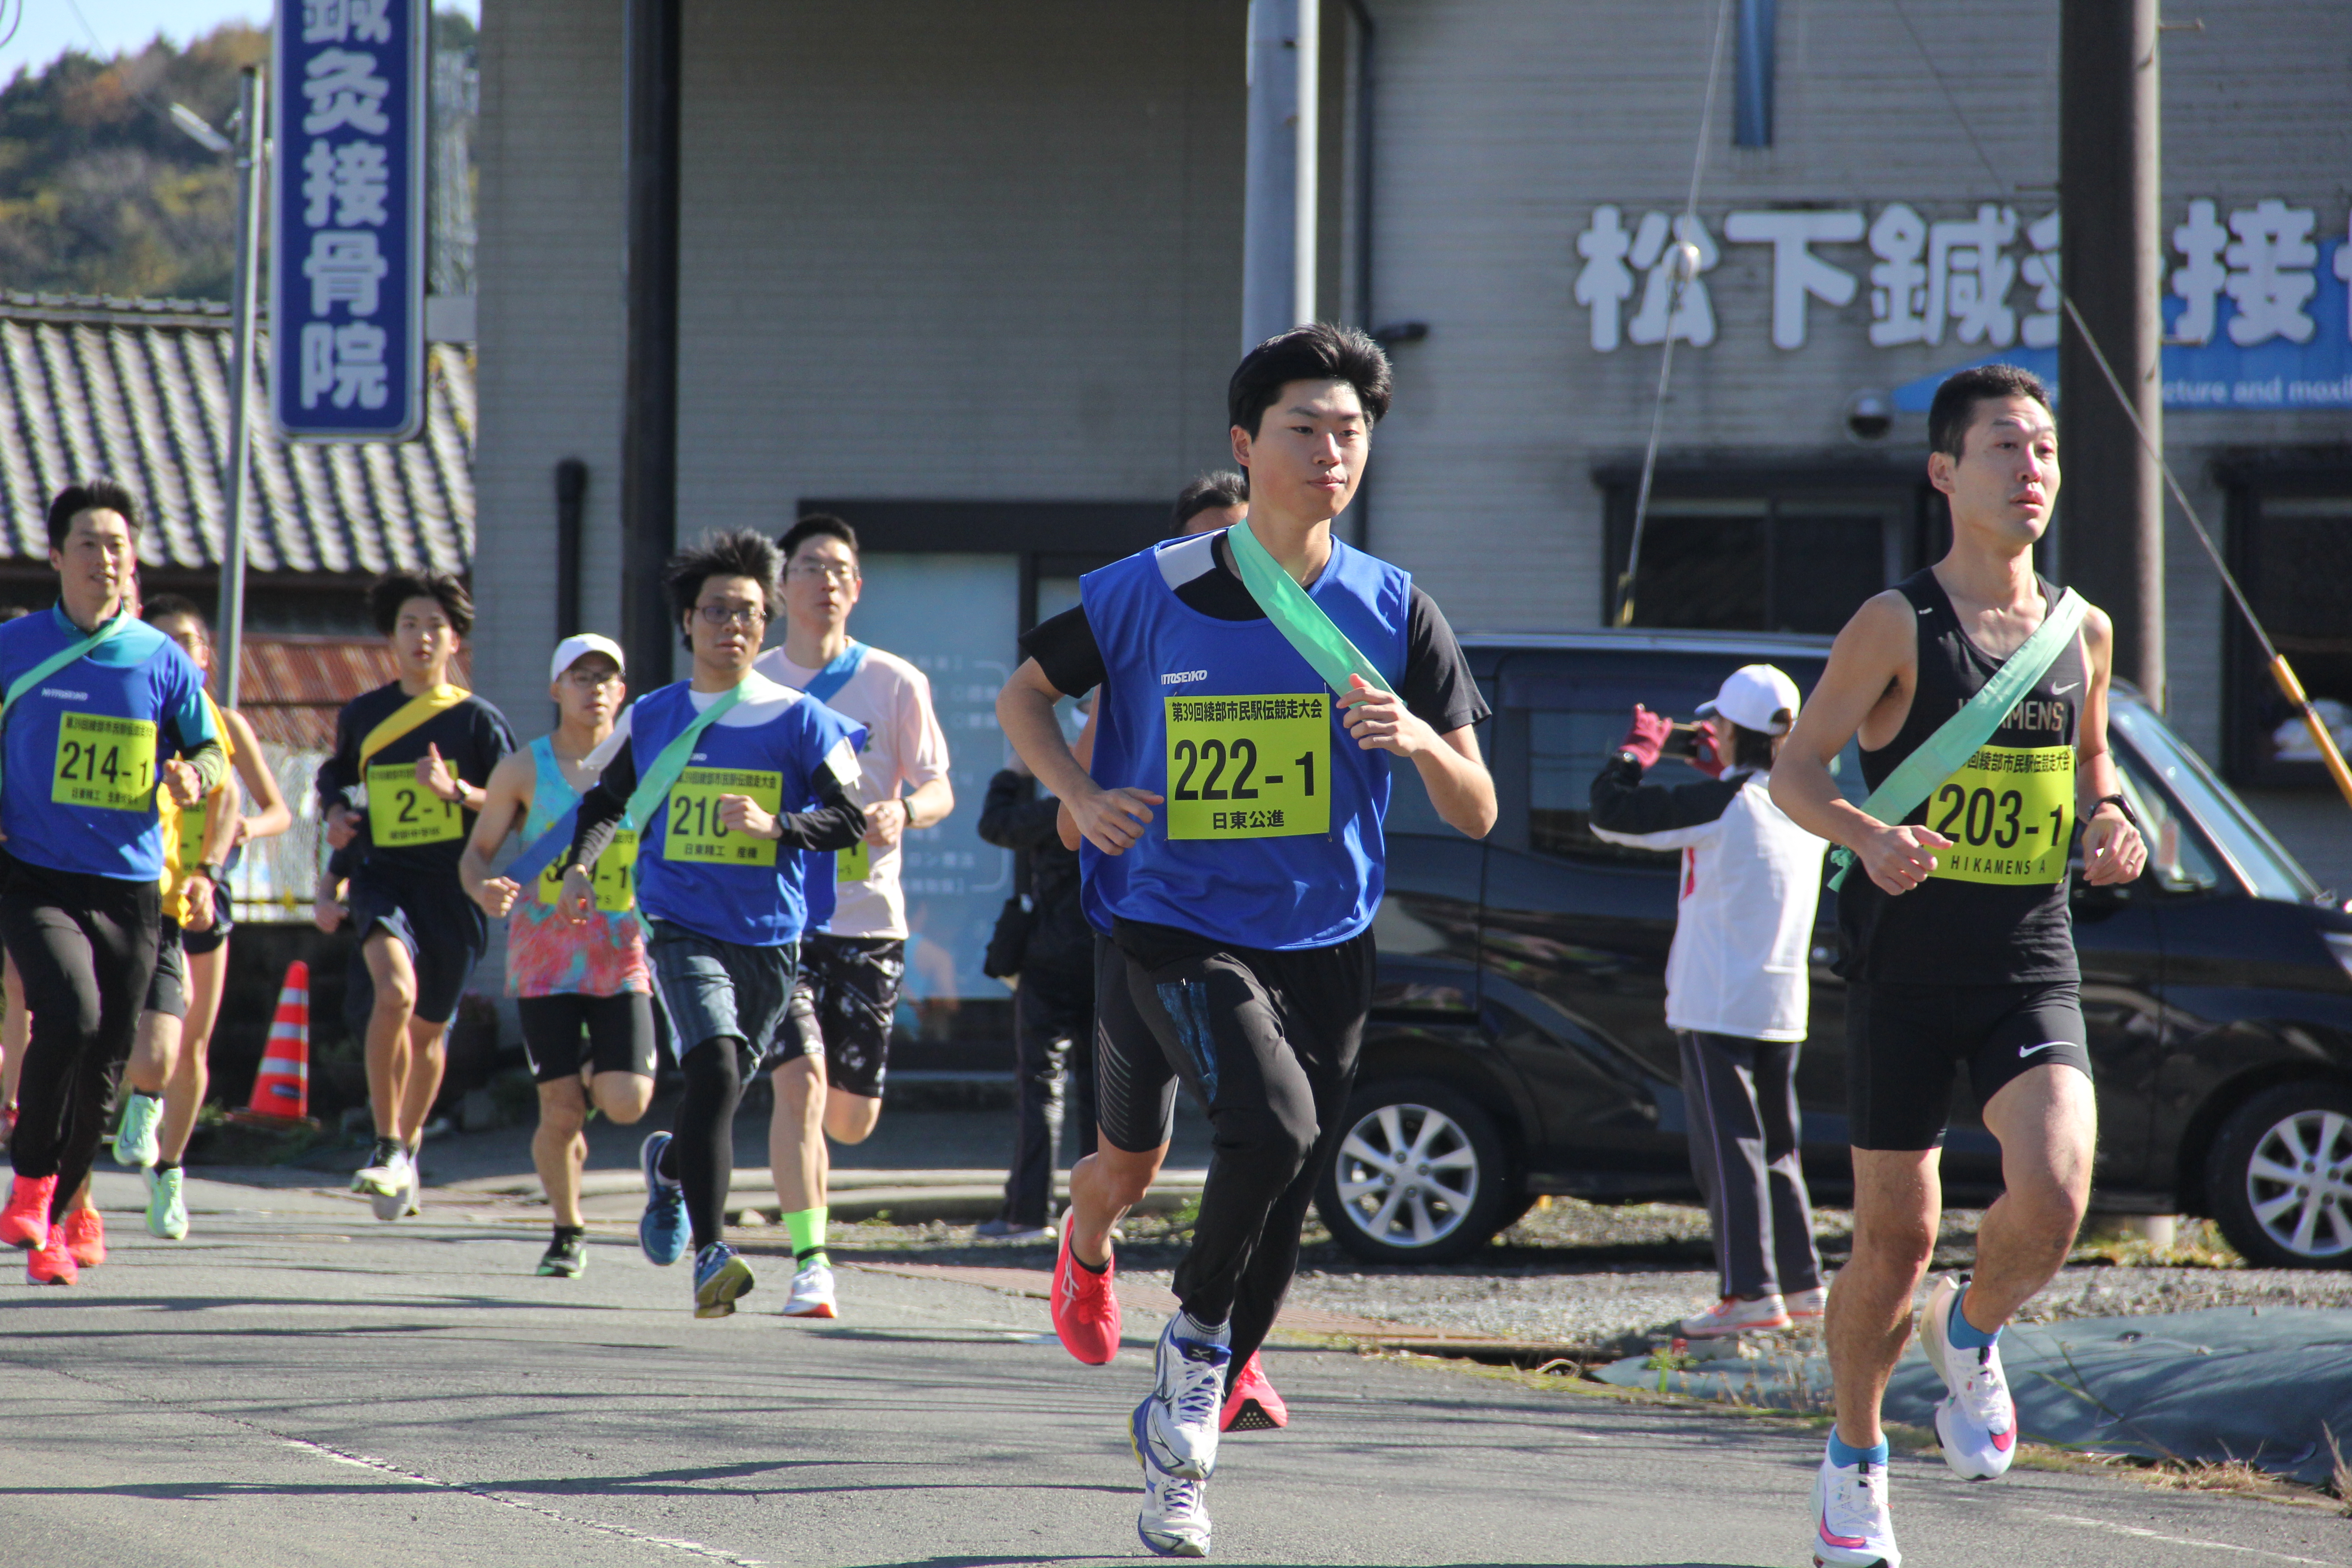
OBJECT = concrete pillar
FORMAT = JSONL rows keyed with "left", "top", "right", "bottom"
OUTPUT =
{"left": 1242, "top": 0, "right": 1319, "bottom": 351}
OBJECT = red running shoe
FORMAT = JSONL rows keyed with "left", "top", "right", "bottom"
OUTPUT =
{"left": 62, "top": 1208, "right": 105, "bottom": 1268}
{"left": 1221, "top": 1352, "right": 1288, "bottom": 1432}
{"left": 26, "top": 1224, "right": 77, "bottom": 1286}
{"left": 1050, "top": 1225, "right": 1121, "bottom": 1365}
{"left": 0, "top": 1175, "right": 55, "bottom": 1250}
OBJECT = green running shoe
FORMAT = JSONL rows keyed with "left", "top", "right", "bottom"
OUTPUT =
{"left": 113, "top": 1092, "right": 163, "bottom": 1169}
{"left": 537, "top": 1231, "right": 587, "bottom": 1277}
{"left": 144, "top": 1165, "right": 188, "bottom": 1240}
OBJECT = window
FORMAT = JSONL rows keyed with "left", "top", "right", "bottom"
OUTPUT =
{"left": 2112, "top": 699, "right": 2319, "bottom": 903}
{"left": 2220, "top": 471, "right": 2352, "bottom": 789}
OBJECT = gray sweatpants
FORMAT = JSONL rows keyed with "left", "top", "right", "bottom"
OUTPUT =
{"left": 1679, "top": 1030, "right": 1823, "bottom": 1300}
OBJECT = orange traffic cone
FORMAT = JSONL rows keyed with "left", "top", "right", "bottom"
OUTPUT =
{"left": 229, "top": 960, "right": 320, "bottom": 1131}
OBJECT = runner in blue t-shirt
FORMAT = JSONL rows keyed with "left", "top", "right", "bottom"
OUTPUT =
{"left": 0, "top": 482, "right": 225, "bottom": 1287}
{"left": 560, "top": 530, "right": 867, "bottom": 1319}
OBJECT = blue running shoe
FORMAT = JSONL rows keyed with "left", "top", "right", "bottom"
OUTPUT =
{"left": 693, "top": 1242, "right": 755, "bottom": 1318}
{"left": 638, "top": 1132, "right": 688, "bottom": 1266}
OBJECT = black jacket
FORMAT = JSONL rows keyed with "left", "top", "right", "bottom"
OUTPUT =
{"left": 977, "top": 769, "right": 1093, "bottom": 985}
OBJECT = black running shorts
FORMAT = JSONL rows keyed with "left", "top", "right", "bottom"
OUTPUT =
{"left": 343, "top": 867, "right": 489, "bottom": 1030}
{"left": 1845, "top": 980, "right": 2094, "bottom": 1152}
{"left": 760, "top": 933, "right": 905, "bottom": 1099}
{"left": 518, "top": 991, "right": 657, "bottom": 1084}
{"left": 181, "top": 880, "right": 234, "bottom": 956}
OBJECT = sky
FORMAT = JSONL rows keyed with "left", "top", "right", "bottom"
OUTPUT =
{"left": 0, "top": 0, "right": 475, "bottom": 82}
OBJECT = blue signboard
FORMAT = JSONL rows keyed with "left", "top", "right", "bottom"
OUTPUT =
{"left": 270, "top": 0, "right": 427, "bottom": 441}
{"left": 1896, "top": 239, "right": 2352, "bottom": 413}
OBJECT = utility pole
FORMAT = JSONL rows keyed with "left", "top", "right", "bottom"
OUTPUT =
{"left": 621, "top": 0, "right": 681, "bottom": 688}
{"left": 2059, "top": 0, "right": 2165, "bottom": 706}
{"left": 1242, "top": 0, "right": 1319, "bottom": 351}
{"left": 218, "top": 66, "right": 266, "bottom": 711}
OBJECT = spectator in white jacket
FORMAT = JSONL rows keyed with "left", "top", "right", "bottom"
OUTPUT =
{"left": 1590, "top": 664, "right": 1828, "bottom": 1338}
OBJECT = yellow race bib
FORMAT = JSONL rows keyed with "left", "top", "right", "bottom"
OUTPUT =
{"left": 1164, "top": 694, "right": 1331, "bottom": 840}
{"left": 665, "top": 768, "right": 782, "bottom": 866}
{"left": 838, "top": 838, "right": 872, "bottom": 882}
{"left": 539, "top": 828, "right": 637, "bottom": 911}
{"left": 1926, "top": 744, "right": 2074, "bottom": 885}
{"left": 54, "top": 713, "right": 157, "bottom": 812}
{"left": 367, "top": 759, "right": 464, "bottom": 847}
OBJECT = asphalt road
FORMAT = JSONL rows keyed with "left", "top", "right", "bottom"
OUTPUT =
{"left": 0, "top": 1184, "right": 2343, "bottom": 1568}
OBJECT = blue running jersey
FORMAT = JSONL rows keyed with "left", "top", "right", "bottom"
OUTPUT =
{"left": 1078, "top": 531, "right": 1410, "bottom": 950}
{"left": 0, "top": 608, "right": 214, "bottom": 882}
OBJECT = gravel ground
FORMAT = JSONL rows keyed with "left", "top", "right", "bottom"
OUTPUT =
{"left": 829, "top": 1197, "right": 2352, "bottom": 1356}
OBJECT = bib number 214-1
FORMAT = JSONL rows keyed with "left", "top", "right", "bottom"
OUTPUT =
{"left": 1163, "top": 694, "right": 1331, "bottom": 840}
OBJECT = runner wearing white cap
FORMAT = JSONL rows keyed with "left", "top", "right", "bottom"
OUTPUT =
{"left": 1589, "top": 663, "right": 1829, "bottom": 1339}
{"left": 461, "top": 632, "right": 655, "bottom": 1277}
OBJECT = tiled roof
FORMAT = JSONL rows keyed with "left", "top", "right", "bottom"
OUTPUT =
{"left": 235, "top": 636, "right": 475, "bottom": 752}
{"left": 0, "top": 292, "right": 473, "bottom": 576}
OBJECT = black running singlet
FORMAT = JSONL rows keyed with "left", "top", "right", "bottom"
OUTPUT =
{"left": 1835, "top": 568, "right": 2087, "bottom": 985}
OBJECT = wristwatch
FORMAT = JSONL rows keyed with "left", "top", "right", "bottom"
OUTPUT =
{"left": 2090, "top": 793, "right": 2142, "bottom": 832}
{"left": 194, "top": 861, "right": 224, "bottom": 883}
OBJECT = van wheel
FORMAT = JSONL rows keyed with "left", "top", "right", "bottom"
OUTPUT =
{"left": 2205, "top": 1080, "right": 2352, "bottom": 1269}
{"left": 1316, "top": 1078, "right": 1510, "bottom": 1264}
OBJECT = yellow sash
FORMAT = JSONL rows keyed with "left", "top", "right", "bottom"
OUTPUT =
{"left": 358, "top": 684, "right": 470, "bottom": 771}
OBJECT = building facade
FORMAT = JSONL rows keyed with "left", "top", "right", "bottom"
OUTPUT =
{"left": 474, "top": 0, "right": 2352, "bottom": 1011}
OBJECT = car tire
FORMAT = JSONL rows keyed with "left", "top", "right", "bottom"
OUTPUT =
{"left": 1316, "top": 1078, "right": 1511, "bottom": 1265}
{"left": 2204, "top": 1079, "right": 2352, "bottom": 1270}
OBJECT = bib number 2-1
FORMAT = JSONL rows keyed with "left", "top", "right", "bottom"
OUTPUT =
{"left": 54, "top": 713, "right": 157, "bottom": 812}
{"left": 1164, "top": 694, "right": 1331, "bottom": 840}
{"left": 366, "top": 760, "right": 463, "bottom": 847}
{"left": 665, "top": 767, "right": 782, "bottom": 866}
{"left": 1927, "top": 744, "right": 2074, "bottom": 886}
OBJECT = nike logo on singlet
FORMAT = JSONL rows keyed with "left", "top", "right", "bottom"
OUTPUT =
{"left": 2019, "top": 1040, "right": 2072, "bottom": 1057}
{"left": 2052, "top": 682, "right": 2080, "bottom": 695}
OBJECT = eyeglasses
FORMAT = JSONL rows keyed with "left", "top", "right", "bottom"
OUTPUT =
{"left": 787, "top": 562, "right": 858, "bottom": 584}
{"left": 695, "top": 603, "right": 766, "bottom": 627}
{"left": 562, "top": 666, "right": 622, "bottom": 687}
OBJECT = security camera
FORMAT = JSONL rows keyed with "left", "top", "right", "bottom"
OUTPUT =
{"left": 1844, "top": 389, "right": 1893, "bottom": 443}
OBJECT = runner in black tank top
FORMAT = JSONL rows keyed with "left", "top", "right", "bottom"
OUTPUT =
{"left": 1765, "top": 367, "right": 2146, "bottom": 1568}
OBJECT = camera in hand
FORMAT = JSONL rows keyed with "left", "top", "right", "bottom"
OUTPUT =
{"left": 1660, "top": 720, "right": 1705, "bottom": 760}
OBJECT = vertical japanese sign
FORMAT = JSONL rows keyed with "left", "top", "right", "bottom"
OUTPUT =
{"left": 271, "top": 0, "right": 426, "bottom": 441}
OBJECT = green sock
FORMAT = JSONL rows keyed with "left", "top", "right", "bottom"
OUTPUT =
{"left": 783, "top": 1205, "right": 828, "bottom": 1265}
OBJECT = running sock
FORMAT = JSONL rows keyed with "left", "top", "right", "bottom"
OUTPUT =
{"left": 551, "top": 1224, "right": 585, "bottom": 1244}
{"left": 783, "top": 1205, "right": 828, "bottom": 1267}
{"left": 1828, "top": 1431, "right": 1890, "bottom": 1469}
{"left": 655, "top": 1138, "right": 681, "bottom": 1184}
{"left": 1073, "top": 1250, "right": 1109, "bottom": 1276}
{"left": 1177, "top": 1310, "right": 1231, "bottom": 1344}
{"left": 1949, "top": 1288, "right": 2002, "bottom": 1349}
{"left": 155, "top": 1160, "right": 181, "bottom": 1174}
{"left": 369, "top": 1136, "right": 402, "bottom": 1166}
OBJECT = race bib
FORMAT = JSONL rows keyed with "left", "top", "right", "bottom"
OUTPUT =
{"left": 664, "top": 767, "right": 781, "bottom": 867}
{"left": 177, "top": 800, "right": 207, "bottom": 870}
{"left": 538, "top": 828, "right": 637, "bottom": 912}
{"left": 1163, "top": 694, "right": 1331, "bottom": 841}
{"left": 838, "top": 838, "right": 871, "bottom": 882}
{"left": 366, "top": 760, "right": 464, "bottom": 847}
{"left": 54, "top": 713, "right": 157, "bottom": 812}
{"left": 1926, "top": 744, "right": 2074, "bottom": 885}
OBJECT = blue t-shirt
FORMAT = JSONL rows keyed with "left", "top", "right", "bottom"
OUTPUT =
{"left": 627, "top": 678, "right": 867, "bottom": 948}
{"left": 0, "top": 607, "right": 216, "bottom": 882}
{"left": 1079, "top": 531, "right": 1410, "bottom": 950}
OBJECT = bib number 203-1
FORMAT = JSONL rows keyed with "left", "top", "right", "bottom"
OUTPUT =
{"left": 1927, "top": 744, "right": 2074, "bottom": 886}
{"left": 1164, "top": 694, "right": 1331, "bottom": 840}
{"left": 664, "top": 768, "right": 782, "bottom": 866}
{"left": 54, "top": 713, "right": 157, "bottom": 812}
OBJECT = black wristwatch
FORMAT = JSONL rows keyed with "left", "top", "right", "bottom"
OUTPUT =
{"left": 194, "top": 860, "right": 224, "bottom": 883}
{"left": 2090, "top": 793, "right": 2141, "bottom": 832}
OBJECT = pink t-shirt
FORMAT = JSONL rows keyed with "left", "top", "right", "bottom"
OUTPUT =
{"left": 753, "top": 642, "right": 949, "bottom": 939}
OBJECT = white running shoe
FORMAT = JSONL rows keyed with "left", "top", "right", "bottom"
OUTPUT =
{"left": 783, "top": 1259, "right": 838, "bottom": 1318}
{"left": 1787, "top": 1285, "right": 1829, "bottom": 1319}
{"left": 1679, "top": 1291, "right": 1791, "bottom": 1338}
{"left": 1811, "top": 1444, "right": 1900, "bottom": 1568}
{"left": 1136, "top": 1317, "right": 1230, "bottom": 1481}
{"left": 1133, "top": 1433, "right": 1212, "bottom": 1558}
{"left": 367, "top": 1148, "right": 413, "bottom": 1222}
{"left": 143, "top": 1165, "right": 188, "bottom": 1241}
{"left": 113, "top": 1091, "right": 163, "bottom": 1168}
{"left": 1921, "top": 1273, "right": 2017, "bottom": 1480}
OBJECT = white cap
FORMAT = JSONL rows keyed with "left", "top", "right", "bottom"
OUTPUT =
{"left": 1696, "top": 664, "right": 1801, "bottom": 735}
{"left": 549, "top": 633, "right": 626, "bottom": 683}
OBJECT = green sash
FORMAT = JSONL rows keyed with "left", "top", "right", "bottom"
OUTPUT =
{"left": 0, "top": 611, "right": 137, "bottom": 797}
{"left": 1827, "top": 588, "right": 2089, "bottom": 891}
{"left": 624, "top": 680, "right": 749, "bottom": 833}
{"left": 1225, "top": 522, "right": 1394, "bottom": 697}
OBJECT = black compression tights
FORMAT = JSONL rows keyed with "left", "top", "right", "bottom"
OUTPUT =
{"left": 665, "top": 1035, "right": 745, "bottom": 1254}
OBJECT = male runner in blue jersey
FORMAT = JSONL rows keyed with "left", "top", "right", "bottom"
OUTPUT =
{"left": 560, "top": 530, "right": 867, "bottom": 1318}
{"left": 1774, "top": 364, "right": 2146, "bottom": 1568}
{"left": 0, "top": 481, "right": 224, "bottom": 1285}
{"left": 999, "top": 324, "right": 1496, "bottom": 1557}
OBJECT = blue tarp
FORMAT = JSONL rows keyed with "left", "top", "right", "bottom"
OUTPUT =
{"left": 1594, "top": 1307, "right": 2352, "bottom": 1486}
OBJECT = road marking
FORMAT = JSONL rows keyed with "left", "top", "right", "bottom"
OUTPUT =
{"left": 2034, "top": 1509, "right": 2337, "bottom": 1566}
{"left": 282, "top": 1436, "right": 771, "bottom": 1566}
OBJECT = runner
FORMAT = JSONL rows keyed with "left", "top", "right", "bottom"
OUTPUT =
{"left": 315, "top": 572, "right": 516, "bottom": 1221}
{"left": 749, "top": 514, "right": 952, "bottom": 1319}
{"left": 558, "top": 529, "right": 867, "bottom": 1319}
{"left": 0, "top": 481, "right": 225, "bottom": 1285}
{"left": 109, "top": 594, "right": 291, "bottom": 1242}
{"left": 461, "top": 633, "right": 655, "bottom": 1278}
{"left": 1770, "top": 364, "right": 2145, "bottom": 1568}
{"left": 998, "top": 324, "right": 1496, "bottom": 1556}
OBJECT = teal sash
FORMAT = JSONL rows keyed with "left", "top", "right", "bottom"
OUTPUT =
{"left": 0, "top": 611, "right": 136, "bottom": 797}
{"left": 1225, "top": 523, "right": 1394, "bottom": 697}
